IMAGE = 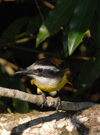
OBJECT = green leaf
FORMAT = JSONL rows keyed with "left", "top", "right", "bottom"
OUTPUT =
{"left": 27, "top": 15, "right": 42, "bottom": 35}
{"left": 36, "top": 24, "right": 50, "bottom": 47}
{"left": 78, "top": 53, "right": 100, "bottom": 93}
{"left": 68, "top": 0, "right": 97, "bottom": 55}
{"left": 62, "top": 27, "right": 68, "bottom": 56}
{"left": 90, "top": 1, "right": 100, "bottom": 47}
{"left": 1, "top": 17, "right": 29, "bottom": 42}
{"left": 90, "top": 18, "right": 100, "bottom": 47}
{"left": 13, "top": 99, "right": 29, "bottom": 113}
{"left": 36, "top": 0, "right": 78, "bottom": 47}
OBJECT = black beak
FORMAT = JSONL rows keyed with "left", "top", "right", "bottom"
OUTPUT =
{"left": 15, "top": 70, "right": 30, "bottom": 75}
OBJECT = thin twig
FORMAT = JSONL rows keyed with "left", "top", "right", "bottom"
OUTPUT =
{"left": 35, "top": 0, "right": 44, "bottom": 20}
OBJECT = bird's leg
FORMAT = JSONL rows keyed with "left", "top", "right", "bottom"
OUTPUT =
{"left": 41, "top": 92, "right": 47, "bottom": 108}
{"left": 56, "top": 91, "right": 61, "bottom": 111}
{"left": 37, "top": 88, "right": 47, "bottom": 107}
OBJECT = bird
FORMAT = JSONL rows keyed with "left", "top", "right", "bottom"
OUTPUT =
{"left": 16, "top": 57, "right": 72, "bottom": 109}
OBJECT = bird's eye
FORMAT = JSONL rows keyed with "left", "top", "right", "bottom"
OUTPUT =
{"left": 37, "top": 68, "right": 43, "bottom": 72}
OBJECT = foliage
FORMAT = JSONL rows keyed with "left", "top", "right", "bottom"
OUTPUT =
{"left": 0, "top": 0, "right": 100, "bottom": 113}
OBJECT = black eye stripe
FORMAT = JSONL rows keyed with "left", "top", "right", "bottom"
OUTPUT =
{"left": 35, "top": 68, "right": 59, "bottom": 73}
{"left": 34, "top": 68, "right": 62, "bottom": 78}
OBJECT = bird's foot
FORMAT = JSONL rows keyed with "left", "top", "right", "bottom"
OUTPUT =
{"left": 56, "top": 96, "right": 61, "bottom": 111}
{"left": 37, "top": 88, "right": 47, "bottom": 107}
{"left": 41, "top": 92, "right": 47, "bottom": 108}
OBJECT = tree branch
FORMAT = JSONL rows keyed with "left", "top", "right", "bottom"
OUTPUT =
{"left": 0, "top": 87, "right": 97, "bottom": 111}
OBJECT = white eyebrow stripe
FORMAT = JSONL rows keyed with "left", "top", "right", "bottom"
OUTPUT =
{"left": 28, "top": 64, "right": 60, "bottom": 72}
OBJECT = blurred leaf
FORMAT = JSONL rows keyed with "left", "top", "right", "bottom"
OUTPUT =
{"left": 79, "top": 44, "right": 87, "bottom": 53}
{"left": 13, "top": 98, "right": 29, "bottom": 113}
{"left": 78, "top": 53, "right": 100, "bottom": 93}
{"left": 27, "top": 16, "right": 42, "bottom": 35}
{"left": 96, "top": 0, "right": 100, "bottom": 20}
{"left": 1, "top": 17, "right": 29, "bottom": 42}
{"left": 36, "top": 0, "right": 78, "bottom": 47}
{"left": 68, "top": 0, "right": 97, "bottom": 55}
{"left": 90, "top": 1, "right": 100, "bottom": 47}
{"left": 90, "top": 18, "right": 100, "bottom": 47}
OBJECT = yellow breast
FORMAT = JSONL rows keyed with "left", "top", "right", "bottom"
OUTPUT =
{"left": 31, "top": 75, "right": 70, "bottom": 92}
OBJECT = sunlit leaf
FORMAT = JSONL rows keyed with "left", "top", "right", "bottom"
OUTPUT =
{"left": 68, "top": 0, "right": 97, "bottom": 55}
{"left": 36, "top": 0, "right": 78, "bottom": 47}
{"left": 36, "top": 24, "right": 50, "bottom": 47}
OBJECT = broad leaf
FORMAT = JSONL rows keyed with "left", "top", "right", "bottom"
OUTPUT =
{"left": 68, "top": 0, "right": 97, "bottom": 55}
{"left": 36, "top": 0, "right": 78, "bottom": 47}
{"left": 62, "top": 27, "right": 68, "bottom": 56}
{"left": 90, "top": 1, "right": 100, "bottom": 47}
